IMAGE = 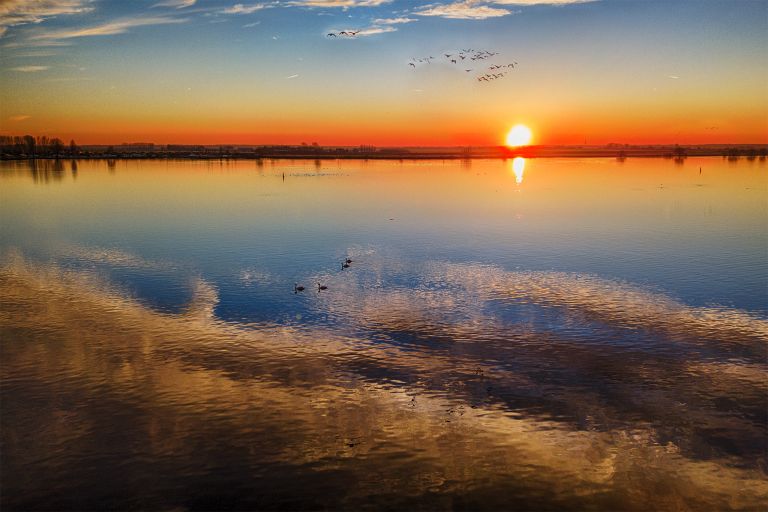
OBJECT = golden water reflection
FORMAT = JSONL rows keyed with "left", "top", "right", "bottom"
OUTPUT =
{"left": 1, "top": 252, "right": 766, "bottom": 511}
{"left": 511, "top": 156, "right": 525, "bottom": 184}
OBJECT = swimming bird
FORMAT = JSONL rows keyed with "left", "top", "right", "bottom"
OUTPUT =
{"left": 317, "top": 282, "right": 327, "bottom": 291}
{"left": 294, "top": 283, "right": 305, "bottom": 293}
{"left": 345, "top": 258, "right": 352, "bottom": 264}
{"left": 342, "top": 262, "right": 350, "bottom": 269}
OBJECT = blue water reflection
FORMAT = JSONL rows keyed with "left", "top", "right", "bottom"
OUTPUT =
{"left": 1, "top": 157, "right": 766, "bottom": 510}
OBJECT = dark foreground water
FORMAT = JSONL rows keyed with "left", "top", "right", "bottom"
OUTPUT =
{"left": 1, "top": 157, "right": 766, "bottom": 511}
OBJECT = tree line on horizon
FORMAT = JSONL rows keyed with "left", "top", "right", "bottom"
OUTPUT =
{"left": 1, "top": 134, "right": 766, "bottom": 161}
{"left": 0, "top": 135, "right": 78, "bottom": 158}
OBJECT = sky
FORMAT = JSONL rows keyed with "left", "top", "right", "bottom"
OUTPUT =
{"left": 0, "top": 0, "right": 766, "bottom": 146}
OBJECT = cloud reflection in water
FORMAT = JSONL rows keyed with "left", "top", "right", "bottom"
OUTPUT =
{"left": 1, "top": 249, "right": 766, "bottom": 511}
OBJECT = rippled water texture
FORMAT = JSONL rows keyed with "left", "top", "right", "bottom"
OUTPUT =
{"left": 1, "top": 158, "right": 766, "bottom": 510}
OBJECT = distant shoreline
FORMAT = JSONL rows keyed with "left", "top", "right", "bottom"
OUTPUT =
{"left": 2, "top": 144, "right": 766, "bottom": 162}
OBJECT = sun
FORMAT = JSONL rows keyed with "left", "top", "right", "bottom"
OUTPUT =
{"left": 505, "top": 125, "right": 532, "bottom": 147}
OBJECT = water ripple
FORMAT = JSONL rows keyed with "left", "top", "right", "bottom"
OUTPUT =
{"left": 2, "top": 253, "right": 766, "bottom": 510}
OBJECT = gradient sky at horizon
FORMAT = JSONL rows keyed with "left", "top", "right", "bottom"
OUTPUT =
{"left": 0, "top": 0, "right": 766, "bottom": 145}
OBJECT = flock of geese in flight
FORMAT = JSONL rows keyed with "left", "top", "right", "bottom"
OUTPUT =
{"left": 326, "top": 30, "right": 361, "bottom": 37}
{"left": 407, "top": 49, "right": 517, "bottom": 83}
{"left": 294, "top": 258, "right": 353, "bottom": 293}
{"left": 322, "top": 38, "right": 518, "bottom": 83}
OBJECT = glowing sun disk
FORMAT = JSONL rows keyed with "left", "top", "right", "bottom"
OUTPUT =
{"left": 506, "top": 125, "right": 532, "bottom": 147}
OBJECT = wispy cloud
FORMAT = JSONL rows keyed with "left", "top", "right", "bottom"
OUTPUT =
{"left": 11, "top": 65, "right": 48, "bottom": 71}
{"left": 373, "top": 17, "right": 416, "bottom": 24}
{"left": 222, "top": 3, "right": 267, "bottom": 14}
{"left": 415, "top": 1, "right": 513, "bottom": 20}
{"left": 153, "top": 0, "right": 197, "bottom": 8}
{"left": 286, "top": 0, "right": 393, "bottom": 7}
{"left": 326, "top": 13, "right": 409, "bottom": 39}
{"left": 493, "top": 0, "right": 595, "bottom": 4}
{"left": 43, "top": 76, "right": 94, "bottom": 82}
{"left": 11, "top": 50, "right": 57, "bottom": 56}
{"left": 352, "top": 25, "right": 396, "bottom": 35}
{"left": 2, "top": 39, "right": 71, "bottom": 48}
{"left": 327, "top": 24, "right": 397, "bottom": 37}
{"left": 0, "top": 0, "right": 93, "bottom": 37}
{"left": 243, "top": 21, "right": 261, "bottom": 27}
{"left": 286, "top": 73, "right": 299, "bottom": 79}
{"left": 8, "top": 114, "right": 31, "bottom": 121}
{"left": 32, "top": 16, "right": 187, "bottom": 40}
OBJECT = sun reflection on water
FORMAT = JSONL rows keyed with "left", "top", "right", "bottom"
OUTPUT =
{"left": 510, "top": 156, "right": 525, "bottom": 184}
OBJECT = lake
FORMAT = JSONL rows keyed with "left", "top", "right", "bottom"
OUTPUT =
{"left": 1, "top": 156, "right": 766, "bottom": 510}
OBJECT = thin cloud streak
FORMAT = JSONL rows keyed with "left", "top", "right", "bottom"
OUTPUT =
{"left": 43, "top": 76, "right": 94, "bottom": 82}
{"left": 222, "top": 3, "right": 267, "bottom": 14}
{"left": 153, "top": 0, "right": 197, "bottom": 7}
{"left": 353, "top": 25, "right": 397, "bottom": 35}
{"left": 11, "top": 65, "right": 48, "bottom": 71}
{"left": 0, "top": 0, "right": 93, "bottom": 37}
{"left": 8, "top": 50, "right": 57, "bottom": 56}
{"left": 416, "top": 1, "right": 513, "bottom": 20}
{"left": 8, "top": 115, "right": 31, "bottom": 121}
{"left": 373, "top": 17, "right": 416, "bottom": 24}
{"left": 31, "top": 16, "right": 188, "bottom": 40}
{"left": 414, "top": 0, "right": 595, "bottom": 21}
{"left": 493, "top": 0, "right": 595, "bottom": 4}
{"left": 327, "top": 25, "right": 397, "bottom": 37}
{"left": 285, "top": 0, "right": 393, "bottom": 7}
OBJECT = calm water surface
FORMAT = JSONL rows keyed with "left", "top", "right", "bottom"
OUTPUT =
{"left": 1, "top": 157, "right": 766, "bottom": 510}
